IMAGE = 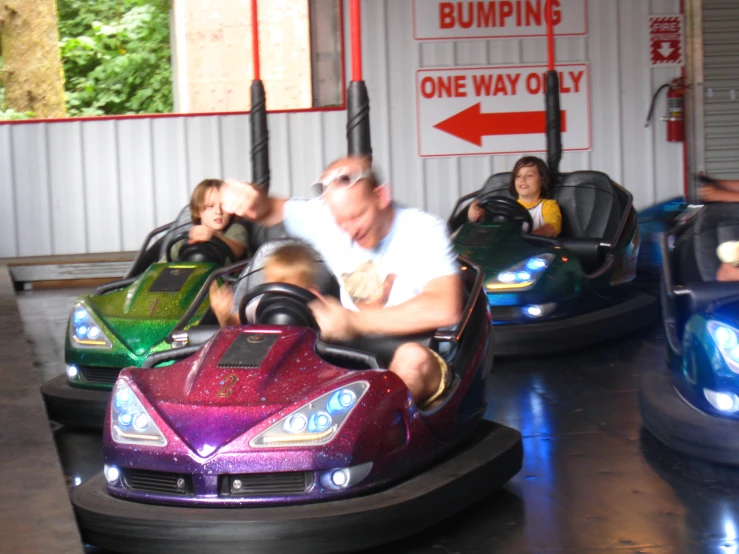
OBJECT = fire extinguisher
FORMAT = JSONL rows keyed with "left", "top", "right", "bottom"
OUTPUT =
{"left": 645, "top": 78, "right": 686, "bottom": 142}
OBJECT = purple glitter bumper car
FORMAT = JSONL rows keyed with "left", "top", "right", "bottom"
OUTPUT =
{"left": 72, "top": 259, "right": 523, "bottom": 554}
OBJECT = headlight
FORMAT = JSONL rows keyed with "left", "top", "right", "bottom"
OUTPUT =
{"left": 251, "top": 381, "right": 369, "bottom": 448}
{"left": 708, "top": 321, "right": 739, "bottom": 374}
{"left": 69, "top": 304, "right": 112, "bottom": 349}
{"left": 485, "top": 254, "right": 555, "bottom": 292}
{"left": 110, "top": 380, "right": 167, "bottom": 447}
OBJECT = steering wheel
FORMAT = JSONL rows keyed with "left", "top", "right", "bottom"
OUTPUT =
{"left": 165, "top": 231, "right": 234, "bottom": 265}
{"left": 239, "top": 283, "right": 319, "bottom": 330}
{"left": 478, "top": 196, "right": 534, "bottom": 231}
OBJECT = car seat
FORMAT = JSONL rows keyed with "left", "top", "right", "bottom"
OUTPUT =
{"left": 552, "top": 171, "right": 628, "bottom": 273}
{"left": 668, "top": 203, "right": 739, "bottom": 320}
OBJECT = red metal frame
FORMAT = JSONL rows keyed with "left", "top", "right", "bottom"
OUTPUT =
{"left": 546, "top": 0, "right": 556, "bottom": 70}
{"left": 680, "top": 0, "right": 689, "bottom": 199}
{"left": 0, "top": 0, "right": 347, "bottom": 126}
{"left": 350, "top": 0, "right": 362, "bottom": 81}
{"left": 251, "top": 0, "right": 261, "bottom": 80}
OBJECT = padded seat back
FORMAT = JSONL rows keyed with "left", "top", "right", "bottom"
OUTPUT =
{"left": 678, "top": 203, "right": 739, "bottom": 283}
{"left": 245, "top": 221, "right": 289, "bottom": 254}
{"left": 479, "top": 172, "right": 513, "bottom": 200}
{"left": 554, "top": 171, "right": 623, "bottom": 241}
{"left": 232, "top": 238, "right": 340, "bottom": 311}
{"left": 157, "top": 206, "right": 194, "bottom": 259}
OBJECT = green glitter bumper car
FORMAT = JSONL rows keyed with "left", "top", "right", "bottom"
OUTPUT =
{"left": 41, "top": 207, "right": 285, "bottom": 428}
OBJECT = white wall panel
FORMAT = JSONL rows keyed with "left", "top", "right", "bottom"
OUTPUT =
{"left": 185, "top": 117, "right": 223, "bottom": 186}
{"left": 117, "top": 119, "right": 156, "bottom": 251}
{"left": 47, "top": 122, "right": 87, "bottom": 254}
{"left": 152, "top": 117, "right": 189, "bottom": 224}
{"left": 220, "top": 114, "right": 251, "bottom": 182}
{"left": 0, "top": 0, "right": 685, "bottom": 257}
{"left": 81, "top": 121, "right": 122, "bottom": 252}
{"left": 0, "top": 126, "right": 18, "bottom": 257}
{"left": 11, "top": 124, "right": 53, "bottom": 256}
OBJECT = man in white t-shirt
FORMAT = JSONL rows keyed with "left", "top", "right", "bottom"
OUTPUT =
{"left": 221, "top": 156, "right": 462, "bottom": 406}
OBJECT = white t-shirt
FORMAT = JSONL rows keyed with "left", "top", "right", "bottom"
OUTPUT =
{"left": 283, "top": 199, "right": 458, "bottom": 311}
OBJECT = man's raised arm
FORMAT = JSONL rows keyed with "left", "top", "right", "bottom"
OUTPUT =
{"left": 221, "top": 179, "right": 288, "bottom": 226}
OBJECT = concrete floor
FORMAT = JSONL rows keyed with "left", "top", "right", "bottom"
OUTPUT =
{"left": 15, "top": 287, "right": 739, "bottom": 554}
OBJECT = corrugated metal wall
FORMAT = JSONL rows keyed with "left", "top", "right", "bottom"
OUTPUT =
{"left": 0, "top": 0, "right": 684, "bottom": 258}
{"left": 702, "top": 0, "right": 739, "bottom": 177}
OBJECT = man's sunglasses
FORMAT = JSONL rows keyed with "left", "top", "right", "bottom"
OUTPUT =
{"left": 311, "top": 168, "right": 372, "bottom": 197}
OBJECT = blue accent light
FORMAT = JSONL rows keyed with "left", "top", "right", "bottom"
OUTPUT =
{"left": 714, "top": 325, "right": 737, "bottom": 349}
{"left": 76, "top": 325, "right": 88, "bottom": 338}
{"left": 73, "top": 309, "right": 86, "bottom": 324}
{"left": 308, "top": 412, "right": 332, "bottom": 432}
{"left": 486, "top": 293, "right": 519, "bottom": 306}
{"left": 283, "top": 414, "right": 307, "bottom": 433}
{"left": 115, "top": 388, "right": 131, "bottom": 409}
{"left": 327, "top": 390, "right": 356, "bottom": 414}
{"left": 498, "top": 272, "right": 515, "bottom": 283}
{"left": 118, "top": 413, "right": 133, "bottom": 427}
{"left": 516, "top": 271, "right": 532, "bottom": 282}
{"left": 526, "top": 258, "right": 547, "bottom": 270}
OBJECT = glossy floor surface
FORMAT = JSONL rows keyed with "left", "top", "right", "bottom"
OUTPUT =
{"left": 16, "top": 288, "right": 739, "bottom": 554}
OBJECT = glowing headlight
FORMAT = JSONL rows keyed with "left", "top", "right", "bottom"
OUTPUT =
{"left": 251, "top": 381, "right": 369, "bottom": 448}
{"left": 704, "top": 388, "right": 739, "bottom": 413}
{"left": 110, "top": 380, "right": 167, "bottom": 447}
{"left": 319, "top": 462, "right": 373, "bottom": 491}
{"left": 66, "top": 365, "right": 79, "bottom": 380}
{"left": 486, "top": 254, "right": 555, "bottom": 291}
{"left": 69, "top": 304, "right": 112, "bottom": 349}
{"left": 708, "top": 321, "right": 739, "bottom": 374}
{"left": 104, "top": 464, "right": 120, "bottom": 484}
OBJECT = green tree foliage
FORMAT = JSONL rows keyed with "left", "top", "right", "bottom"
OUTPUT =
{"left": 57, "top": 0, "right": 173, "bottom": 116}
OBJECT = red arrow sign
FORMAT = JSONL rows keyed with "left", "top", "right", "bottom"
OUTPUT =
{"left": 433, "top": 103, "right": 568, "bottom": 147}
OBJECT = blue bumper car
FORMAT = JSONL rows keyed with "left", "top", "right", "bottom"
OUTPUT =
{"left": 640, "top": 203, "right": 739, "bottom": 464}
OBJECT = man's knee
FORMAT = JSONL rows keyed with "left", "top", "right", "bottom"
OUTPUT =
{"left": 391, "top": 343, "right": 434, "bottom": 374}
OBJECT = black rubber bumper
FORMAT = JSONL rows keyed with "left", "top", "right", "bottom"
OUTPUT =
{"left": 41, "top": 374, "right": 109, "bottom": 429}
{"left": 495, "top": 291, "right": 659, "bottom": 356}
{"left": 640, "top": 367, "right": 739, "bottom": 465}
{"left": 72, "top": 420, "right": 522, "bottom": 554}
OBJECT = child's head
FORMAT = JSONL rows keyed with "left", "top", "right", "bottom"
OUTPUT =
{"left": 264, "top": 244, "right": 317, "bottom": 290}
{"left": 508, "top": 156, "right": 550, "bottom": 200}
{"left": 190, "top": 179, "right": 231, "bottom": 231}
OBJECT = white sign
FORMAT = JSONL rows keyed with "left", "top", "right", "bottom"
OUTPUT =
{"left": 416, "top": 64, "right": 591, "bottom": 158}
{"left": 413, "top": 0, "right": 588, "bottom": 41}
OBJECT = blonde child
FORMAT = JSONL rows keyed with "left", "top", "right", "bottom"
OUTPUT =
{"left": 209, "top": 243, "right": 319, "bottom": 327}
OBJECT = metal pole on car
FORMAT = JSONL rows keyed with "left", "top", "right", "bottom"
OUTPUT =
{"left": 250, "top": 0, "right": 270, "bottom": 191}
{"left": 545, "top": 0, "right": 562, "bottom": 186}
{"left": 346, "top": 0, "right": 372, "bottom": 158}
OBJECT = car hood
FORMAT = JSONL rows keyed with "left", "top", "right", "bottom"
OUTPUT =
{"left": 710, "top": 300, "right": 739, "bottom": 329}
{"left": 87, "top": 262, "right": 216, "bottom": 355}
{"left": 453, "top": 222, "right": 551, "bottom": 272}
{"left": 127, "top": 326, "right": 356, "bottom": 458}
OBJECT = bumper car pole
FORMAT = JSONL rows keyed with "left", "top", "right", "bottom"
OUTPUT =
{"left": 347, "top": 0, "right": 372, "bottom": 159}
{"left": 250, "top": 0, "right": 270, "bottom": 191}
{"left": 545, "top": 0, "right": 562, "bottom": 186}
